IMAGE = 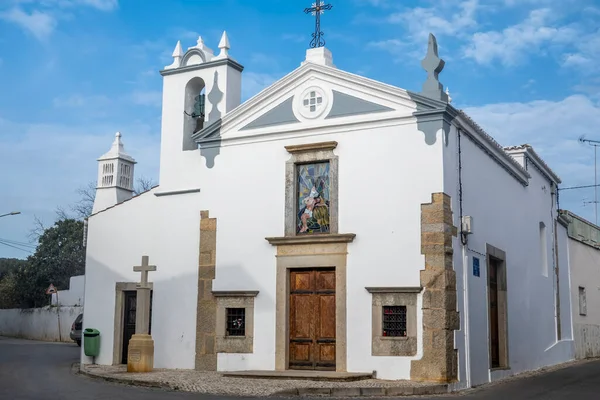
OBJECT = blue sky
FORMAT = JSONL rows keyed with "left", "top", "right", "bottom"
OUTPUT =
{"left": 1, "top": 0, "right": 599, "bottom": 258}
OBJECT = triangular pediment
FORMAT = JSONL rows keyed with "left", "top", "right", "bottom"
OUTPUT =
{"left": 192, "top": 62, "right": 445, "bottom": 143}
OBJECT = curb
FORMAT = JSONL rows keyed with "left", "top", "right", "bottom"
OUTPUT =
{"left": 73, "top": 363, "right": 166, "bottom": 390}
{"left": 273, "top": 385, "right": 448, "bottom": 397}
{"left": 73, "top": 363, "right": 448, "bottom": 397}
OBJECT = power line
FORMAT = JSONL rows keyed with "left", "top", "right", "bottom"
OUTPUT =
{"left": 0, "top": 240, "right": 33, "bottom": 254}
{"left": 0, "top": 238, "right": 36, "bottom": 249}
{"left": 559, "top": 184, "right": 600, "bottom": 191}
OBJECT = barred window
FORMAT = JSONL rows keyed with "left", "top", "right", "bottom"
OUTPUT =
{"left": 226, "top": 308, "right": 245, "bottom": 336}
{"left": 382, "top": 306, "right": 407, "bottom": 337}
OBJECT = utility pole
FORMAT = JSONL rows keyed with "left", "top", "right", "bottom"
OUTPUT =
{"left": 579, "top": 137, "right": 600, "bottom": 224}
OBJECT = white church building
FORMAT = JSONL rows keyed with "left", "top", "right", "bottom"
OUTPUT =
{"left": 81, "top": 29, "right": 575, "bottom": 388}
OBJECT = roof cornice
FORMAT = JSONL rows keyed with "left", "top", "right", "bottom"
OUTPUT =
{"left": 160, "top": 57, "right": 244, "bottom": 76}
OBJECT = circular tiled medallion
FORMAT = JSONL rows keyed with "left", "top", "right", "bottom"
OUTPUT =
{"left": 295, "top": 86, "right": 329, "bottom": 120}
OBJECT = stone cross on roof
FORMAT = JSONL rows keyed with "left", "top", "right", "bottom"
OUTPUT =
{"left": 420, "top": 33, "right": 449, "bottom": 102}
{"left": 134, "top": 255, "right": 156, "bottom": 289}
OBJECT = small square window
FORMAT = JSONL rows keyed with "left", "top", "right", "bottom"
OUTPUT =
{"left": 226, "top": 308, "right": 246, "bottom": 336}
{"left": 382, "top": 306, "right": 407, "bottom": 337}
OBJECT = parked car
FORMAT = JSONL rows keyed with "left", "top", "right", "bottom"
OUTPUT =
{"left": 70, "top": 313, "right": 83, "bottom": 346}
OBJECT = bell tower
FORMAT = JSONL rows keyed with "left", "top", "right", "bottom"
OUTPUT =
{"left": 92, "top": 132, "right": 136, "bottom": 214}
{"left": 158, "top": 31, "right": 244, "bottom": 184}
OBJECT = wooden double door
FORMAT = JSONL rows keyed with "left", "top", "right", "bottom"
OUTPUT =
{"left": 121, "top": 290, "right": 153, "bottom": 364}
{"left": 289, "top": 268, "right": 336, "bottom": 370}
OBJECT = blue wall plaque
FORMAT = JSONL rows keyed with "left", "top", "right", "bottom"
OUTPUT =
{"left": 473, "top": 257, "right": 480, "bottom": 277}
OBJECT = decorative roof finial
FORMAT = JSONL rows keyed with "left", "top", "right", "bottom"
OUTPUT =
{"left": 446, "top": 87, "right": 452, "bottom": 103}
{"left": 188, "top": 35, "right": 214, "bottom": 57}
{"left": 420, "top": 33, "right": 449, "bottom": 102}
{"left": 304, "top": 1, "right": 333, "bottom": 48}
{"left": 216, "top": 31, "right": 231, "bottom": 59}
{"left": 165, "top": 40, "right": 184, "bottom": 70}
{"left": 98, "top": 132, "right": 135, "bottom": 163}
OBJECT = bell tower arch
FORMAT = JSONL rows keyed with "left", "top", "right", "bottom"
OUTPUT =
{"left": 158, "top": 32, "right": 244, "bottom": 184}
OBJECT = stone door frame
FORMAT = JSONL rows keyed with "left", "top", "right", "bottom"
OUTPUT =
{"left": 112, "top": 282, "right": 153, "bottom": 365}
{"left": 267, "top": 235, "right": 354, "bottom": 372}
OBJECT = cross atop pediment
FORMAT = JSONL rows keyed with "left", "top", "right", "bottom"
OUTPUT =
{"left": 134, "top": 255, "right": 156, "bottom": 289}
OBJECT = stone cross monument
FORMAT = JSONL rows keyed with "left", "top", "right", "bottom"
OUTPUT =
{"left": 127, "top": 255, "right": 156, "bottom": 373}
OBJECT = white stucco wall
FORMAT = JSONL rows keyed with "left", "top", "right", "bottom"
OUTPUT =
{"left": 445, "top": 132, "right": 574, "bottom": 389}
{"left": 82, "top": 187, "right": 201, "bottom": 368}
{"left": 207, "top": 123, "right": 445, "bottom": 378}
{"left": 0, "top": 306, "right": 83, "bottom": 343}
{"left": 568, "top": 237, "right": 600, "bottom": 359}
{"left": 52, "top": 275, "right": 85, "bottom": 306}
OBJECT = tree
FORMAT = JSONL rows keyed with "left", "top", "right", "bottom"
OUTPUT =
{"left": 0, "top": 258, "right": 26, "bottom": 280}
{"left": 0, "top": 258, "right": 26, "bottom": 309}
{"left": 15, "top": 219, "right": 85, "bottom": 308}
{"left": 0, "top": 272, "right": 19, "bottom": 309}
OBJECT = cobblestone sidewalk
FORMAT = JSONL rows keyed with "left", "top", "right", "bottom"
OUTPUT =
{"left": 78, "top": 364, "right": 449, "bottom": 397}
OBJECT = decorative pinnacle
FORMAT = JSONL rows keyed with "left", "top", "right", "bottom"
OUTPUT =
{"left": 217, "top": 31, "right": 230, "bottom": 58}
{"left": 165, "top": 40, "right": 184, "bottom": 70}
{"left": 420, "top": 33, "right": 449, "bottom": 102}
{"left": 446, "top": 87, "right": 452, "bottom": 103}
{"left": 172, "top": 40, "right": 183, "bottom": 58}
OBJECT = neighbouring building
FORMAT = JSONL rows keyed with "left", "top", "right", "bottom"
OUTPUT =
{"left": 560, "top": 210, "right": 600, "bottom": 359}
{"left": 81, "top": 29, "right": 575, "bottom": 389}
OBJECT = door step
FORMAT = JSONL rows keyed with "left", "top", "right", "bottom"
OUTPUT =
{"left": 221, "top": 370, "right": 374, "bottom": 381}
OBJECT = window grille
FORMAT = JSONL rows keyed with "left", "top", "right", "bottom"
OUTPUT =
{"left": 382, "top": 305, "right": 407, "bottom": 337}
{"left": 226, "top": 308, "right": 245, "bottom": 336}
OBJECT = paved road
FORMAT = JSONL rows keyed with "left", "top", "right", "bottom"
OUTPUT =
{"left": 1, "top": 336, "right": 600, "bottom": 399}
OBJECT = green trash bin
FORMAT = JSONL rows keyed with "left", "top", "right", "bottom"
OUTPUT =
{"left": 83, "top": 328, "right": 100, "bottom": 357}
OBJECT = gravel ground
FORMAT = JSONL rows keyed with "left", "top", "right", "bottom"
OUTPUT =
{"left": 81, "top": 364, "right": 446, "bottom": 396}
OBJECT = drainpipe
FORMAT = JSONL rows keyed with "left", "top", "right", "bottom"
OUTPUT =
{"left": 462, "top": 244, "right": 471, "bottom": 388}
{"left": 457, "top": 128, "right": 471, "bottom": 388}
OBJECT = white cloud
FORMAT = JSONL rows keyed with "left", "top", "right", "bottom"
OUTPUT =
{"left": 463, "top": 94, "right": 600, "bottom": 190}
{"left": 564, "top": 29, "right": 600, "bottom": 74}
{"left": 0, "top": 117, "right": 159, "bottom": 258}
{"left": 130, "top": 90, "right": 163, "bottom": 108}
{"left": 53, "top": 94, "right": 110, "bottom": 108}
{"left": 0, "top": 0, "right": 118, "bottom": 41}
{"left": 463, "top": 8, "right": 578, "bottom": 66}
{"left": 241, "top": 72, "right": 284, "bottom": 101}
{"left": 74, "top": 0, "right": 118, "bottom": 11}
{"left": 12, "top": 0, "right": 118, "bottom": 11}
{"left": 462, "top": 93, "right": 600, "bottom": 222}
{"left": 0, "top": 7, "right": 57, "bottom": 40}
{"left": 388, "top": 0, "right": 479, "bottom": 42}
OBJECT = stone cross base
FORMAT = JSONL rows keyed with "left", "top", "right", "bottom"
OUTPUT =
{"left": 127, "top": 334, "right": 154, "bottom": 373}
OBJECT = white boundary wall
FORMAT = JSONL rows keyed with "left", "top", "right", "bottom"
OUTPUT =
{"left": 0, "top": 306, "right": 83, "bottom": 342}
